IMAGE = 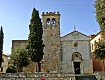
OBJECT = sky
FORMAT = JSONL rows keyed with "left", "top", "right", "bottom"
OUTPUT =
{"left": 0, "top": 0, "right": 100, "bottom": 55}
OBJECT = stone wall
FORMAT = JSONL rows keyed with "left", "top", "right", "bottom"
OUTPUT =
{"left": 12, "top": 40, "right": 28, "bottom": 53}
{"left": 0, "top": 54, "right": 8, "bottom": 73}
{"left": 11, "top": 40, "right": 37, "bottom": 72}
{"left": 42, "top": 12, "right": 61, "bottom": 72}
{"left": 0, "top": 73, "right": 76, "bottom": 80}
{"left": 95, "top": 72, "right": 105, "bottom": 80}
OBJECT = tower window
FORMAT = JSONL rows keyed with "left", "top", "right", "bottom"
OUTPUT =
{"left": 46, "top": 18, "right": 50, "bottom": 26}
{"left": 52, "top": 18, "right": 56, "bottom": 26}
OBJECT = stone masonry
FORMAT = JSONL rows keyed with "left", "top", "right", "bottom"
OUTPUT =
{"left": 41, "top": 12, "right": 61, "bottom": 72}
{"left": 11, "top": 12, "right": 93, "bottom": 74}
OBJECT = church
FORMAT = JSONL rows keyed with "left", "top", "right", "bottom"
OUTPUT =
{"left": 12, "top": 12, "right": 93, "bottom": 74}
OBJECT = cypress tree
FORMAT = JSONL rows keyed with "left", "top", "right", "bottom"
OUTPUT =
{"left": 27, "top": 8, "right": 44, "bottom": 72}
{"left": 0, "top": 26, "right": 4, "bottom": 67}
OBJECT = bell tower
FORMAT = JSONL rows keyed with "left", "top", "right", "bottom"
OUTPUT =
{"left": 42, "top": 12, "right": 61, "bottom": 72}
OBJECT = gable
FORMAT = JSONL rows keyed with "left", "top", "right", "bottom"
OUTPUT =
{"left": 61, "top": 31, "right": 90, "bottom": 41}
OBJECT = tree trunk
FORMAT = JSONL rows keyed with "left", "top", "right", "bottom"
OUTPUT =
{"left": 0, "top": 45, "right": 2, "bottom": 67}
{"left": 36, "top": 62, "right": 41, "bottom": 72}
{"left": 103, "top": 59, "right": 105, "bottom": 73}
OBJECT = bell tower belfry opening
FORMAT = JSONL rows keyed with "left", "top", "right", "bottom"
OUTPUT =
{"left": 42, "top": 12, "right": 60, "bottom": 28}
{"left": 42, "top": 12, "right": 61, "bottom": 72}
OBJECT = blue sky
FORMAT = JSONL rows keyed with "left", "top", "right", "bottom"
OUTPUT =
{"left": 0, "top": 0, "right": 100, "bottom": 55}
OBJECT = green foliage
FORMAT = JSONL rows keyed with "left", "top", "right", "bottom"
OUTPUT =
{"left": 96, "top": 0, "right": 105, "bottom": 39}
{"left": 11, "top": 44, "right": 26, "bottom": 60}
{"left": 13, "top": 49, "right": 29, "bottom": 70}
{"left": 0, "top": 26, "right": 4, "bottom": 67}
{"left": 10, "top": 45, "right": 29, "bottom": 72}
{"left": 95, "top": 40, "right": 105, "bottom": 72}
{"left": 27, "top": 8, "right": 44, "bottom": 63}
{"left": 0, "top": 26, "right": 3, "bottom": 46}
{"left": 6, "top": 64, "right": 16, "bottom": 73}
{"left": 95, "top": 41, "right": 105, "bottom": 59}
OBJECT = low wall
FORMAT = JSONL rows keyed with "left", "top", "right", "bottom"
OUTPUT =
{"left": 0, "top": 73, "right": 103, "bottom": 80}
{"left": 0, "top": 73, "right": 75, "bottom": 80}
{"left": 94, "top": 72, "right": 105, "bottom": 80}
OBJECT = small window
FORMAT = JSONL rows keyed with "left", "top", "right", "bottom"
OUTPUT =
{"left": 99, "top": 38, "right": 100, "bottom": 42}
{"left": 94, "top": 40, "right": 97, "bottom": 47}
{"left": 91, "top": 44, "right": 94, "bottom": 50}
{"left": 46, "top": 18, "right": 50, "bottom": 26}
{"left": 1, "top": 67, "right": 3, "bottom": 72}
{"left": 52, "top": 18, "right": 56, "bottom": 26}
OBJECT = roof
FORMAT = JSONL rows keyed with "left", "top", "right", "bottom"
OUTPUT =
{"left": 61, "top": 30, "right": 89, "bottom": 38}
{"left": 2, "top": 54, "right": 9, "bottom": 57}
{"left": 61, "top": 30, "right": 90, "bottom": 41}
{"left": 90, "top": 31, "right": 101, "bottom": 40}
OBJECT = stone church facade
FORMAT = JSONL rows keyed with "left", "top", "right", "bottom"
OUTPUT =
{"left": 12, "top": 12, "right": 93, "bottom": 74}
{"left": 61, "top": 31, "right": 93, "bottom": 74}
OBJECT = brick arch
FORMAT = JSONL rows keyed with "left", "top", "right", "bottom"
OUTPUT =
{"left": 72, "top": 52, "right": 82, "bottom": 61}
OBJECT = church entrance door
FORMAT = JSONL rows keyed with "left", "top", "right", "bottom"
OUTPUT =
{"left": 74, "top": 62, "right": 80, "bottom": 74}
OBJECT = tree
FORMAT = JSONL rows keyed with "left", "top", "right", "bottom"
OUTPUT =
{"left": 96, "top": 0, "right": 105, "bottom": 40}
{"left": 13, "top": 49, "right": 29, "bottom": 72}
{"left": 27, "top": 8, "right": 44, "bottom": 72}
{"left": 0, "top": 26, "right": 4, "bottom": 67}
{"left": 95, "top": 41, "right": 105, "bottom": 72}
{"left": 95, "top": 0, "right": 105, "bottom": 73}
{"left": 95, "top": 41, "right": 105, "bottom": 59}
{"left": 10, "top": 45, "right": 29, "bottom": 72}
{"left": 6, "top": 64, "right": 16, "bottom": 73}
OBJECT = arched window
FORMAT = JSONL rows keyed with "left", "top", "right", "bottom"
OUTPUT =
{"left": 46, "top": 18, "right": 50, "bottom": 26}
{"left": 52, "top": 18, "right": 56, "bottom": 26}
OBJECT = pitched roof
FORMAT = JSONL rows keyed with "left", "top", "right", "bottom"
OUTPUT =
{"left": 61, "top": 30, "right": 89, "bottom": 38}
